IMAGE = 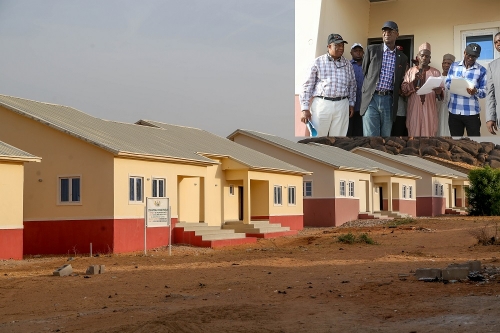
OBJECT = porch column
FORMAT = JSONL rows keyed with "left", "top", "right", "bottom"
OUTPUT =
{"left": 244, "top": 175, "right": 251, "bottom": 224}
{"left": 388, "top": 180, "right": 393, "bottom": 211}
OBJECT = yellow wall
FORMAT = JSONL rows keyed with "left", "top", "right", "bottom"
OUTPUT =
{"left": 224, "top": 180, "right": 242, "bottom": 221}
{"left": 295, "top": 0, "right": 370, "bottom": 94}
{"left": 250, "top": 179, "right": 269, "bottom": 216}
{"left": 113, "top": 157, "right": 208, "bottom": 220}
{"left": 0, "top": 162, "right": 24, "bottom": 228}
{"left": 333, "top": 169, "right": 372, "bottom": 198}
{"left": 178, "top": 176, "right": 201, "bottom": 223}
{"left": 0, "top": 106, "right": 115, "bottom": 220}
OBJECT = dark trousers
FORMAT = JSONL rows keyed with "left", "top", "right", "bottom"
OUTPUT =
{"left": 346, "top": 111, "right": 363, "bottom": 136}
{"left": 391, "top": 116, "right": 408, "bottom": 137}
{"left": 448, "top": 112, "right": 481, "bottom": 136}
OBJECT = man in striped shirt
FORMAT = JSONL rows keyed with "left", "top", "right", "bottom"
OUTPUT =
{"left": 299, "top": 33, "right": 356, "bottom": 137}
{"left": 445, "top": 43, "right": 487, "bottom": 136}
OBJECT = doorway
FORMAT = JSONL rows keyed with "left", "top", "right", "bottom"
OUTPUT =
{"left": 238, "top": 186, "right": 244, "bottom": 221}
{"left": 379, "top": 186, "right": 383, "bottom": 211}
{"left": 367, "top": 35, "right": 414, "bottom": 68}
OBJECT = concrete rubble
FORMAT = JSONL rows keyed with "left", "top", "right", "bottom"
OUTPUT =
{"left": 413, "top": 260, "right": 500, "bottom": 283}
{"left": 85, "top": 265, "right": 106, "bottom": 275}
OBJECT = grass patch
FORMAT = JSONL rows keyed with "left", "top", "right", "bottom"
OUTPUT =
{"left": 386, "top": 217, "right": 416, "bottom": 228}
{"left": 337, "top": 232, "right": 376, "bottom": 245}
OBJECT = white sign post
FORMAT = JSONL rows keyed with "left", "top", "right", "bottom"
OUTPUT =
{"left": 145, "top": 197, "right": 171, "bottom": 256}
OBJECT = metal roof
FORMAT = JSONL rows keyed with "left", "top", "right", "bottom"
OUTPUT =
{"left": 0, "top": 94, "right": 306, "bottom": 174}
{"left": 351, "top": 147, "right": 469, "bottom": 179}
{"left": 136, "top": 120, "right": 309, "bottom": 174}
{"left": 0, "top": 140, "right": 40, "bottom": 162}
{"left": 227, "top": 129, "right": 419, "bottom": 178}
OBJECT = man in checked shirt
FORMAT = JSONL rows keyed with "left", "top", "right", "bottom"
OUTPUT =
{"left": 299, "top": 33, "right": 356, "bottom": 137}
{"left": 445, "top": 43, "right": 487, "bottom": 136}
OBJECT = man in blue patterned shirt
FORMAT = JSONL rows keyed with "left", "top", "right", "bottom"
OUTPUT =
{"left": 445, "top": 43, "right": 487, "bottom": 136}
{"left": 299, "top": 33, "right": 356, "bottom": 137}
{"left": 347, "top": 43, "right": 364, "bottom": 136}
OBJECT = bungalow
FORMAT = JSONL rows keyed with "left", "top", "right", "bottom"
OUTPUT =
{"left": 0, "top": 94, "right": 308, "bottom": 255}
{"left": 0, "top": 141, "right": 41, "bottom": 259}
{"left": 351, "top": 147, "right": 469, "bottom": 216}
{"left": 228, "top": 130, "right": 420, "bottom": 227}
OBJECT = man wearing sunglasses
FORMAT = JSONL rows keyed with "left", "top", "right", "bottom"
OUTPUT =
{"left": 360, "top": 21, "right": 408, "bottom": 137}
{"left": 445, "top": 43, "right": 487, "bottom": 136}
{"left": 299, "top": 33, "right": 356, "bottom": 137}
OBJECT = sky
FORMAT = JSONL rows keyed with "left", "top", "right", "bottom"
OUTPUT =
{"left": 0, "top": 0, "right": 296, "bottom": 140}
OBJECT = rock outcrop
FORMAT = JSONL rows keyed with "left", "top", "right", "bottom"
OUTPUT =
{"left": 297, "top": 136, "right": 500, "bottom": 168}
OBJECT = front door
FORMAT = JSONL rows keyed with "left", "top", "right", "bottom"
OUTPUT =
{"left": 238, "top": 186, "right": 244, "bottom": 221}
{"left": 379, "top": 187, "right": 383, "bottom": 211}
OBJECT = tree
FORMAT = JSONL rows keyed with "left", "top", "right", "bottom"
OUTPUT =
{"left": 465, "top": 166, "right": 500, "bottom": 216}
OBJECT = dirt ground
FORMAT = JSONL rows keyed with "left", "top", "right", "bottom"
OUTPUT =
{"left": 1, "top": 216, "right": 500, "bottom": 333}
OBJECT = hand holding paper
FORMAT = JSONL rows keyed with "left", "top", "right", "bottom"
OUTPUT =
{"left": 449, "top": 78, "right": 475, "bottom": 97}
{"left": 416, "top": 76, "right": 444, "bottom": 95}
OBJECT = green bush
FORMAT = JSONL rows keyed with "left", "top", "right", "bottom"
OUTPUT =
{"left": 465, "top": 166, "right": 500, "bottom": 216}
{"left": 337, "top": 232, "right": 376, "bottom": 245}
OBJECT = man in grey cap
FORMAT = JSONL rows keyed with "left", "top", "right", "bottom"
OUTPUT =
{"left": 445, "top": 43, "right": 487, "bottom": 136}
{"left": 360, "top": 21, "right": 408, "bottom": 137}
{"left": 299, "top": 33, "right": 356, "bottom": 137}
{"left": 486, "top": 32, "right": 500, "bottom": 134}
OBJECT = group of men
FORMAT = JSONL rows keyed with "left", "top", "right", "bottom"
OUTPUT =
{"left": 299, "top": 20, "right": 500, "bottom": 138}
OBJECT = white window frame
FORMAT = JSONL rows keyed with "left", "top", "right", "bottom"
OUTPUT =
{"left": 129, "top": 176, "right": 144, "bottom": 203}
{"left": 229, "top": 185, "right": 235, "bottom": 196}
{"left": 409, "top": 185, "right": 413, "bottom": 199}
{"left": 435, "top": 183, "right": 439, "bottom": 196}
{"left": 303, "top": 180, "right": 312, "bottom": 197}
{"left": 440, "top": 185, "right": 444, "bottom": 197}
{"left": 288, "top": 186, "right": 296, "bottom": 205}
{"left": 454, "top": 22, "right": 500, "bottom": 66}
{"left": 274, "top": 185, "right": 282, "bottom": 206}
{"left": 339, "top": 180, "right": 346, "bottom": 197}
{"left": 402, "top": 185, "right": 407, "bottom": 199}
{"left": 348, "top": 181, "right": 355, "bottom": 197}
{"left": 58, "top": 175, "right": 82, "bottom": 205}
{"left": 152, "top": 177, "right": 166, "bottom": 198}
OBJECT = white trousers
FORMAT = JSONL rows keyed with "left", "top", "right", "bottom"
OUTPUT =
{"left": 310, "top": 97, "right": 349, "bottom": 137}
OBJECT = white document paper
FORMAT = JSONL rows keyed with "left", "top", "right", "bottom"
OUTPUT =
{"left": 449, "top": 77, "right": 474, "bottom": 97}
{"left": 416, "top": 76, "right": 444, "bottom": 95}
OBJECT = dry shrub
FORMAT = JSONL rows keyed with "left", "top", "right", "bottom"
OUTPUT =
{"left": 468, "top": 222, "right": 500, "bottom": 246}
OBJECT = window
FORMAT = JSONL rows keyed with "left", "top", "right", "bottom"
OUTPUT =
{"left": 303, "top": 181, "right": 312, "bottom": 197}
{"left": 288, "top": 186, "right": 296, "bottom": 205}
{"left": 274, "top": 185, "right": 282, "bottom": 205}
{"left": 129, "top": 176, "right": 143, "bottom": 202}
{"left": 340, "top": 180, "right": 346, "bottom": 196}
{"left": 402, "top": 185, "right": 407, "bottom": 199}
{"left": 463, "top": 29, "right": 499, "bottom": 63}
{"left": 435, "top": 183, "right": 439, "bottom": 196}
{"left": 409, "top": 186, "right": 413, "bottom": 199}
{"left": 440, "top": 185, "right": 444, "bottom": 197}
{"left": 152, "top": 178, "right": 165, "bottom": 198}
{"left": 229, "top": 185, "right": 234, "bottom": 196}
{"left": 348, "top": 181, "right": 355, "bottom": 197}
{"left": 59, "top": 177, "right": 80, "bottom": 203}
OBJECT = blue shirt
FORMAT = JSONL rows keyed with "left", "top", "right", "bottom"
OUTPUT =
{"left": 445, "top": 60, "right": 487, "bottom": 116}
{"left": 350, "top": 59, "right": 364, "bottom": 112}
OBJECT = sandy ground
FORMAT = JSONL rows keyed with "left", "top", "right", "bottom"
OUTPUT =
{"left": 1, "top": 216, "right": 500, "bottom": 333}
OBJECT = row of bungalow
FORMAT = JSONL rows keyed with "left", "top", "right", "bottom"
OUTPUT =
{"left": 0, "top": 94, "right": 469, "bottom": 259}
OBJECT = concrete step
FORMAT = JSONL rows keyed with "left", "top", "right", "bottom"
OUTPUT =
{"left": 200, "top": 233, "right": 248, "bottom": 241}
{"left": 223, "top": 220, "right": 295, "bottom": 238}
{"left": 380, "top": 211, "right": 409, "bottom": 218}
{"left": 359, "top": 212, "right": 394, "bottom": 220}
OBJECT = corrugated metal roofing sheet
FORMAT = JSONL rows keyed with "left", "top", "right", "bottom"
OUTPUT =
{"left": 136, "top": 120, "right": 309, "bottom": 174}
{"left": 352, "top": 147, "right": 469, "bottom": 179}
{"left": 0, "top": 140, "right": 39, "bottom": 160}
{"left": 227, "top": 129, "right": 418, "bottom": 178}
{"left": 0, "top": 95, "right": 306, "bottom": 173}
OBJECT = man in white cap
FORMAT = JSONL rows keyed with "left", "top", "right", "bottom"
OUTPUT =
{"left": 299, "top": 33, "right": 356, "bottom": 137}
{"left": 347, "top": 43, "right": 364, "bottom": 136}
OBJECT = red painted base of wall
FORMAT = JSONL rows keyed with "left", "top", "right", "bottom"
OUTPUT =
{"left": 23, "top": 218, "right": 178, "bottom": 255}
{"left": 392, "top": 199, "right": 417, "bottom": 217}
{"left": 383, "top": 199, "right": 388, "bottom": 211}
{"left": 304, "top": 198, "right": 359, "bottom": 227}
{"left": 416, "top": 197, "right": 446, "bottom": 217}
{"left": 456, "top": 198, "right": 463, "bottom": 207}
{"left": 0, "top": 229, "right": 23, "bottom": 260}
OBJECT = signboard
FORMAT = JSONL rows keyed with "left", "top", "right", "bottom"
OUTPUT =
{"left": 146, "top": 197, "right": 170, "bottom": 226}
